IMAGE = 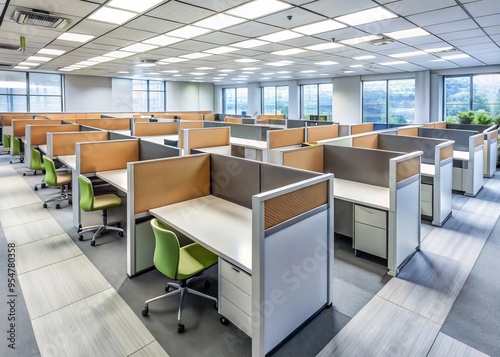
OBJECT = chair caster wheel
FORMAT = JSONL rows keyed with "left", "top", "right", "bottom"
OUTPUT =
{"left": 23, "top": 172, "right": 26, "bottom": 176}
{"left": 42, "top": 203, "right": 47, "bottom": 208}
{"left": 177, "top": 324, "right": 185, "bottom": 333}
{"left": 68, "top": 199, "right": 72, "bottom": 205}
{"left": 77, "top": 224, "right": 82, "bottom": 233}
{"left": 90, "top": 240, "right": 96, "bottom": 247}
{"left": 119, "top": 231, "right": 124, "bottom": 237}
{"left": 204, "top": 280, "right": 211, "bottom": 288}
{"left": 142, "top": 307, "right": 149, "bottom": 317}
{"left": 78, "top": 235, "right": 84, "bottom": 241}
{"left": 34, "top": 186, "right": 38, "bottom": 191}
{"left": 116, "top": 222, "right": 121, "bottom": 228}
{"left": 165, "top": 286, "right": 170, "bottom": 292}
{"left": 220, "top": 316, "right": 229, "bottom": 326}
{"left": 56, "top": 204, "right": 61, "bottom": 209}
{"left": 41, "top": 183, "right": 46, "bottom": 188}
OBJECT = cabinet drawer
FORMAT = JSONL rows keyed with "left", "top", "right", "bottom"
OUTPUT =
{"left": 221, "top": 277, "right": 252, "bottom": 316}
{"left": 220, "top": 297, "right": 252, "bottom": 337}
{"left": 421, "top": 201, "right": 433, "bottom": 217}
{"left": 354, "top": 205, "right": 386, "bottom": 229}
{"left": 421, "top": 184, "right": 433, "bottom": 203}
{"left": 220, "top": 259, "right": 251, "bottom": 296}
{"left": 354, "top": 222, "right": 387, "bottom": 259}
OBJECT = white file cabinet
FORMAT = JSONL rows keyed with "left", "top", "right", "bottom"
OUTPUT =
{"left": 354, "top": 205, "right": 387, "bottom": 259}
{"left": 421, "top": 183, "right": 433, "bottom": 217}
{"left": 218, "top": 258, "right": 252, "bottom": 337}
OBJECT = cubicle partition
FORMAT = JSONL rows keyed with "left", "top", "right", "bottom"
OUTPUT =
{"left": 203, "top": 121, "right": 275, "bottom": 141}
{"left": 338, "top": 123, "right": 374, "bottom": 136}
{"left": 286, "top": 119, "right": 336, "bottom": 128}
{"left": 408, "top": 127, "right": 484, "bottom": 196}
{"left": 282, "top": 144, "right": 422, "bottom": 276}
{"left": 74, "top": 118, "right": 131, "bottom": 132}
{"left": 24, "top": 124, "right": 79, "bottom": 165}
{"left": 267, "top": 128, "right": 305, "bottom": 164}
{"left": 177, "top": 120, "right": 204, "bottom": 148}
{"left": 127, "top": 153, "right": 334, "bottom": 356}
{"left": 132, "top": 121, "right": 177, "bottom": 136}
{"left": 46, "top": 131, "right": 108, "bottom": 157}
{"left": 184, "top": 126, "right": 230, "bottom": 155}
{"left": 306, "top": 124, "right": 339, "bottom": 143}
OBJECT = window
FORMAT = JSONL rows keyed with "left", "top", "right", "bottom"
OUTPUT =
{"left": 301, "top": 83, "right": 332, "bottom": 120}
{"left": 0, "top": 71, "right": 63, "bottom": 112}
{"left": 362, "top": 79, "right": 415, "bottom": 124}
{"left": 445, "top": 74, "right": 500, "bottom": 118}
{"left": 133, "top": 80, "right": 165, "bottom": 112}
{"left": 223, "top": 87, "right": 248, "bottom": 115}
{"left": 262, "top": 86, "right": 289, "bottom": 117}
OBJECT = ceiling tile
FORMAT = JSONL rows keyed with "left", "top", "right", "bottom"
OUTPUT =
{"left": 146, "top": 1, "right": 215, "bottom": 24}
{"left": 225, "top": 21, "right": 280, "bottom": 38}
{"left": 92, "top": 36, "right": 134, "bottom": 47}
{"left": 384, "top": 0, "right": 457, "bottom": 16}
{"left": 424, "top": 19, "right": 478, "bottom": 35}
{"left": 475, "top": 14, "right": 500, "bottom": 27}
{"left": 68, "top": 20, "right": 118, "bottom": 36}
{"left": 124, "top": 16, "right": 181, "bottom": 34}
{"left": 354, "top": 17, "right": 415, "bottom": 35}
{"left": 439, "top": 29, "right": 488, "bottom": 41}
{"left": 106, "top": 28, "right": 157, "bottom": 41}
{"left": 407, "top": 6, "right": 469, "bottom": 27}
{"left": 195, "top": 32, "right": 248, "bottom": 46}
{"left": 464, "top": 0, "right": 500, "bottom": 17}
{"left": 483, "top": 25, "right": 500, "bottom": 36}
{"left": 302, "top": 0, "right": 379, "bottom": 18}
{"left": 257, "top": 8, "right": 326, "bottom": 28}
{"left": 178, "top": 0, "right": 250, "bottom": 12}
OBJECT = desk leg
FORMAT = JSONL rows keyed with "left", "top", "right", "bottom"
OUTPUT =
{"left": 71, "top": 168, "right": 80, "bottom": 228}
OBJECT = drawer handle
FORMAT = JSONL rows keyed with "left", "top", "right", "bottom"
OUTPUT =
{"left": 231, "top": 267, "right": 240, "bottom": 273}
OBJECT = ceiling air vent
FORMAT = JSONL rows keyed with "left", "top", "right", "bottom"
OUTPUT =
{"left": 0, "top": 63, "right": 13, "bottom": 68}
{"left": 0, "top": 43, "right": 21, "bottom": 51}
{"left": 369, "top": 37, "right": 395, "bottom": 46}
{"left": 12, "top": 9, "right": 70, "bottom": 29}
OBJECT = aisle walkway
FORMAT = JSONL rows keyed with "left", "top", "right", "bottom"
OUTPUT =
{"left": 0, "top": 163, "right": 168, "bottom": 357}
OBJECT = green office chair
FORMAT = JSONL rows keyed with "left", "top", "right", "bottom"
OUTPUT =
{"left": 142, "top": 218, "right": 218, "bottom": 333}
{"left": 1, "top": 134, "right": 10, "bottom": 155}
{"left": 23, "top": 148, "right": 46, "bottom": 184}
{"left": 77, "top": 175, "right": 124, "bottom": 246}
{"left": 9, "top": 137, "right": 24, "bottom": 164}
{"left": 42, "top": 156, "right": 72, "bottom": 209}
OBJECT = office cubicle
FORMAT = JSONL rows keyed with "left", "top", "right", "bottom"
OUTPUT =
{"left": 267, "top": 128, "right": 305, "bottom": 164}
{"left": 127, "top": 153, "right": 334, "bottom": 356}
{"left": 281, "top": 144, "right": 422, "bottom": 276}
{"left": 399, "top": 126, "right": 484, "bottom": 197}
{"left": 306, "top": 125, "right": 339, "bottom": 143}
{"left": 286, "top": 119, "right": 337, "bottom": 128}
{"left": 321, "top": 132, "right": 454, "bottom": 226}
{"left": 338, "top": 123, "right": 374, "bottom": 136}
{"left": 203, "top": 121, "right": 277, "bottom": 141}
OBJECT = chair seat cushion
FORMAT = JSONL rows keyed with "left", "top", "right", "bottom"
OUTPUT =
{"left": 56, "top": 173, "right": 72, "bottom": 185}
{"left": 92, "top": 194, "right": 122, "bottom": 210}
{"left": 177, "top": 243, "right": 218, "bottom": 280}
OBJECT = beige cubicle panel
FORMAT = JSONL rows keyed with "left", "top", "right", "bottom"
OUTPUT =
{"left": 350, "top": 123, "right": 374, "bottom": 135}
{"left": 75, "top": 118, "right": 130, "bottom": 131}
{"left": 12, "top": 119, "right": 62, "bottom": 137}
{"left": 27, "top": 124, "right": 79, "bottom": 146}
{"left": 178, "top": 121, "right": 204, "bottom": 148}
{"left": 306, "top": 125, "right": 339, "bottom": 143}
{"left": 77, "top": 140, "right": 138, "bottom": 174}
{"left": 183, "top": 127, "right": 230, "bottom": 155}
{"left": 282, "top": 145, "right": 324, "bottom": 173}
{"left": 47, "top": 131, "right": 108, "bottom": 157}
{"left": 133, "top": 121, "right": 177, "bottom": 136}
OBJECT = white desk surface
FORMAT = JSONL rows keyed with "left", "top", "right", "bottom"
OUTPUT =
{"left": 453, "top": 150, "right": 469, "bottom": 161}
{"left": 3, "top": 126, "right": 12, "bottom": 135}
{"left": 230, "top": 137, "right": 267, "bottom": 149}
{"left": 96, "top": 169, "right": 127, "bottom": 193}
{"left": 150, "top": 195, "right": 252, "bottom": 273}
{"left": 334, "top": 178, "right": 390, "bottom": 211}
{"left": 196, "top": 145, "right": 232, "bottom": 155}
{"left": 38, "top": 144, "right": 48, "bottom": 153}
{"left": 421, "top": 163, "right": 435, "bottom": 177}
{"left": 57, "top": 155, "right": 76, "bottom": 170}
{"left": 139, "top": 135, "right": 178, "bottom": 145}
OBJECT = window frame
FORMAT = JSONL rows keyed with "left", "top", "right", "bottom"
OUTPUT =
{"left": 300, "top": 83, "right": 333, "bottom": 120}
{"left": 261, "top": 85, "right": 289, "bottom": 117}
{"left": 132, "top": 79, "right": 166, "bottom": 112}
{"left": 222, "top": 87, "right": 248, "bottom": 115}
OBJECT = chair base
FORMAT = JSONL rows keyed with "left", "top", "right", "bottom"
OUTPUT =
{"left": 42, "top": 185, "right": 71, "bottom": 209}
{"left": 142, "top": 279, "right": 217, "bottom": 333}
{"left": 78, "top": 223, "right": 124, "bottom": 246}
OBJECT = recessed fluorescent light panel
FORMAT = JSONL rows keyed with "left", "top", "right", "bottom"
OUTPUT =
{"left": 226, "top": 0, "right": 292, "bottom": 19}
{"left": 259, "top": 30, "right": 303, "bottom": 43}
{"left": 204, "top": 46, "right": 239, "bottom": 54}
{"left": 384, "top": 28, "right": 429, "bottom": 39}
{"left": 57, "top": 33, "right": 94, "bottom": 43}
{"left": 135, "top": 63, "right": 156, "bottom": 67}
{"left": 379, "top": 61, "right": 408, "bottom": 65}
{"left": 88, "top": 7, "right": 137, "bottom": 25}
{"left": 300, "top": 70, "right": 317, "bottom": 73}
{"left": 18, "top": 62, "right": 39, "bottom": 66}
{"left": 349, "top": 64, "right": 364, "bottom": 68}
{"left": 340, "top": 35, "right": 380, "bottom": 45}
{"left": 107, "top": 0, "right": 164, "bottom": 12}
{"left": 441, "top": 54, "right": 470, "bottom": 59}
{"left": 159, "top": 57, "right": 189, "bottom": 63}
{"left": 266, "top": 60, "right": 294, "bottom": 67}
{"left": 193, "top": 13, "right": 246, "bottom": 30}
{"left": 335, "top": 7, "right": 397, "bottom": 26}
{"left": 344, "top": 70, "right": 355, "bottom": 73}
{"left": 117, "top": 71, "right": 129, "bottom": 73}
{"left": 37, "top": 49, "right": 65, "bottom": 56}
{"left": 166, "top": 25, "right": 211, "bottom": 39}
{"left": 305, "top": 43, "right": 344, "bottom": 51}
{"left": 180, "top": 52, "right": 212, "bottom": 59}
{"left": 103, "top": 51, "right": 135, "bottom": 58}
{"left": 162, "top": 70, "right": 179, "bottom": 73}
{"left": 293, "top": 20, "right": 346, "bottom": 35}
{"left": 242, "top": 67, "right": 260, "bottom": 70}
{"left": 143, "top": 35, "right": 183, "bottom": 46}
{"left": 389, "top": 50, "right": 427, "bottom": 58}
{"left": 121, "top": 43, "right": 158, "bottom": 53}
{"left": 88, "top": 56, "right": 115, "bottom": 63}
{"left": 235, "top": 58, "right": 260, "bottom": 63}
{"left": 272, "top": 48, "right": 306, "bottom": 56}
{"left": 353, "top": 55, "right": 375, "bottom": 60}
{"left": 424, "top": 46, "right": 454, "bottom": 53}
{"left": 315, "top": 61, "right": 338, "bottom": 65}
{"left": 230, "top": 39, "right": 269, "bottom": 49}
{"left": 219, "top": 69, "right": 235, "bottom": 72}
{"left": 27, "top": 56, "right": 51, "bottom": 62}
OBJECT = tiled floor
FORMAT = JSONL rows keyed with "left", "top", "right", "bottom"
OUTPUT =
{"left": 0, "top": 164, "right": 169, "bottom": 357}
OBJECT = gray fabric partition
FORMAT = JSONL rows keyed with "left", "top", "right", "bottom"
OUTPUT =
{"left": 108, "top": 131, "right": 133, "bottom": 140}
{"left": 378, "top": 134, "right": 446, "bottom": 164}
{"left": 138, "top": 140, "right": 179, "bottom": 161}
{"left": 323, "top": 146, "right": 400, "bottom": 187}
{"left": 446, "top": 124, "right": 498, "bottom": 133}
{"left": 417, "top": 128, "right": 478, "bottom": 151}
{"left": 210, "top": 154, "right": 260, "bottom": 209}
{"left": 80, "top": 125, "right": 105, "bottom": 132}
{"left": 204, "top": 121, "right": 271, "bottom": 141}
{"left": 286, "top": 120, "right": 336, "bottom": 128}
{"left": 260, "top": 164, "right": 319, "bottom": 193}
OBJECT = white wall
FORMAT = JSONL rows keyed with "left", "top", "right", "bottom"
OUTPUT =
{"left": 111, "top": 78, "right": 133, "bottom": 112}
{"left": 166, "top": 81, "right": 214, "bottom": 111}
{"left": 332, "top": 76, "right": 361, "bottom": 124}
{"left": 414, "top": 71, "right": 431, "bottom": 124}
{"left": 64, "top": 75, "right": 112, "bottom": 112}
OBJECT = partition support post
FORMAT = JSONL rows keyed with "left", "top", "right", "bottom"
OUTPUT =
{"left": 251, "top": 196, "right": 264, "bottom": 357}
{"left": 127, "top": 163, "right": 136, "bottom": 277}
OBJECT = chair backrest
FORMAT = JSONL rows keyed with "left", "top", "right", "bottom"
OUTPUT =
{"left": 42, "top": 156, "right": 58, "bottom": 186}
{"left": 2, "top": 135, "right": 10, "bottom": 149}
{"left": 30, "top": 148, "right": 44, "bottom": 170}
{"left": 11, "top": 137, "right": 21, "bottom": 155}
{"left": 78, "top": 175, "right": 95, "bottom": 212}
{"left": 150, "top": 218, "right": 180, "bottom": 279}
